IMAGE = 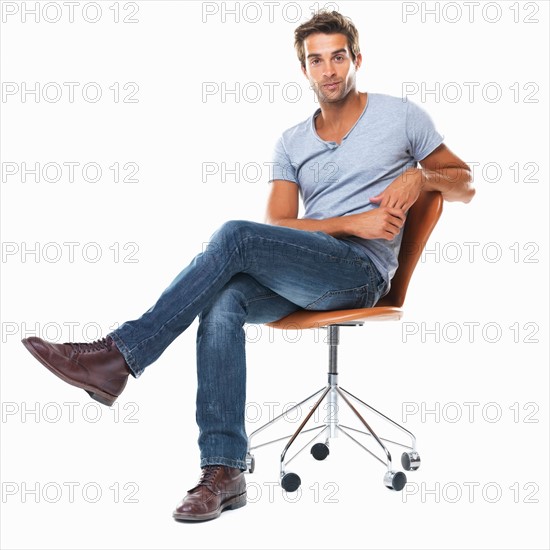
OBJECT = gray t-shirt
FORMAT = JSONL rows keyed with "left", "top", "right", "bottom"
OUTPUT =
{"left": 269, "top": 92, "right": 444, "bottom": 293}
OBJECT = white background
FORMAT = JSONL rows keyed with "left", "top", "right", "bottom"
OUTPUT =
{"left": 1, "top": 1, "right": 548, "bottom": 548}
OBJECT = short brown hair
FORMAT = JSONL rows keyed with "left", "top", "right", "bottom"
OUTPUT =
{"left": 294, "top": 11, "right": 360, "bottom": 69}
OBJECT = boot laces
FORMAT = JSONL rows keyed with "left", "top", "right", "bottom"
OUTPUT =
{"left": 197, "top": 465, "right": 222, "bottom": 488}
{"left": 66, "top": 336, "right": 114, "bottom": 354}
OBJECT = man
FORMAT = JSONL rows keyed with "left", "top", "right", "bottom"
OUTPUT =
{"left": 21, "top": 11, "right": 474, "bottom": 521}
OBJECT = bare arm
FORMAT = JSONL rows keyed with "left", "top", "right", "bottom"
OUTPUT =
{"left": 265, "top": 180, "right": 406, "bottom": 241}
{"left": 418, "top": 143, "right": 475, "bottom": 202}
{"left": 370, "top": 143, "right": 475, "bottom": 211}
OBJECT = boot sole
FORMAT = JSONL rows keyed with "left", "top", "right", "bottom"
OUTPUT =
{"left": 172, "top": 491, "right": 247, "bottom": 522}
{"left": 21, "top": 338, "right": 118, "bottom": 407}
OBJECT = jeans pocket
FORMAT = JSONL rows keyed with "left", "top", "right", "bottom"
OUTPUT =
{"left": 304, "top": 283, "right": 375, "bottom": 311}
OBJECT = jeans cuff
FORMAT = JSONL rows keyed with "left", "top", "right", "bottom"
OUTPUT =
{"left": 200, "top": 456, "right": 247, "bottom": 471}
{"left": 108, "top": 331, "right": 141, "bottom": 379}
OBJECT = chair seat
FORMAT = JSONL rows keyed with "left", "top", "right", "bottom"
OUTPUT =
{"left": 266, "top": 305, "right": 403, "bottom": 330}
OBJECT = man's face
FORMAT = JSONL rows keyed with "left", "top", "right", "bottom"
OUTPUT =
{"left": 301, "top": 32, "right": 362, "bottom": 104}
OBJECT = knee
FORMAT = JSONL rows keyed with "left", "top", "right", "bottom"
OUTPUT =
{"left": 199, "top": 282, "right": 248, "bottom": 326}
{"left": 213, "top": 220, "right": 259, "bottom": 245}
{"left": 198, "top": 286, "right": 249, "bottom": 344}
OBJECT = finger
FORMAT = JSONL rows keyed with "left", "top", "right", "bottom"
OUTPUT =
{"left": 389, "top": 215, "right": 406, "bottom": 232}
{"left": 382, "top": 216, "right": 403, "bottom": 233}
{"left": 387, "top": 219, "right": 403, "bottom": 232}
{"left": 383, "top": 228, "right": 399, "bottom": 240}
{"left": 391, "top": 195, "right": 407, "bottom": 210}
{"left": 400, "top": 197, "right": 415, "bottom": 211}
{"left": 394, "top": 196, "right": 410, "bottom": 211}
{"left": 384, "top": 197, "right": 395, "bottom": 208}
{"left": 387, "top": 207, "right": 407, "bottom": 222}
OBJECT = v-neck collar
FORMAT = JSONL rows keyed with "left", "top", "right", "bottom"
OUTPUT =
{"left": 311, "top": 92, "right": 370, "bottom": 149}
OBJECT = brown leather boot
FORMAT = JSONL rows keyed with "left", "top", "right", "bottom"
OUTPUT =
{"left": 21, "top": 335, "right": 131, "bottom": 406}
{"left": 173, "top": 466, "right": 247, "bottom": 522}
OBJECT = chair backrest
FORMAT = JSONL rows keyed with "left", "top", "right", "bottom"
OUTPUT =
{"left": 375, "top": 191, "right": 443, "bottom": 308}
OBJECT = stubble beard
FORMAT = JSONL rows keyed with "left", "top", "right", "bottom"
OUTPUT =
{"left": 312, "top": 75, "right": 356, "bottom": 105}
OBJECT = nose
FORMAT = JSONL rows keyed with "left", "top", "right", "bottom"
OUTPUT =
{"left": 322, "top": 60, "right": 336, "bottom": 79}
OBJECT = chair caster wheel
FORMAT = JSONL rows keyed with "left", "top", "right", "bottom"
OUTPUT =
{"left": 311, "top": 442, "right": 330, "bottom": 461}
{"left": 281, "top": 472, "right": 301, "bottom": 492}
{"left": 401, "top": 451, "right": 421, "bottom": 471}
{"left": 246, "top": 453, "right": 255, "bottom": 474}
{"left": 384, "top": 470, "right": 407, "bottom": 491}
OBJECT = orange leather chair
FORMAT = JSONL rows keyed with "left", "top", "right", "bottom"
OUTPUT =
{"left": 246, "top": 191, "right": 444, "bottom": 492}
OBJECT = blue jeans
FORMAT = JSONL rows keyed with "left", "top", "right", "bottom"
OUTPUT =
{"left": 108, "top": 220, "right": 387, "bottom": 471}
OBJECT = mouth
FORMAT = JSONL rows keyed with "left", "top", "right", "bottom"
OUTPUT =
{"left": 323, "top": 81, "right": 341, "bottom": 91}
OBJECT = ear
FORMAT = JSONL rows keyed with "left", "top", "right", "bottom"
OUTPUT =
{"left": 354, "top": 52, "right": 363, "bottom": 70}
{"left": 301, "top": 64, "right": 307, "bottom": 78}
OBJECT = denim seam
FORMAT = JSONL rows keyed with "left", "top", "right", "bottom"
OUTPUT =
{"left": 200, "top": 456, "right": 247, "bottom": 470}
{"left": 126, "top": 244, "right": 248, "bottom": 361}
{"left": 109, "top": 331, "right": 139, "bottom": 377}
{"left": 250, "top": 234, "right": 364, "bottom": 267}
{"left": 305, "top": 283, "right": 376, "bottom": 310}
{"left": 245, "top": 291, "right": 279, "bottom": 304}
{"left": 315, "top": 282, "right": 372, "bottom": 296}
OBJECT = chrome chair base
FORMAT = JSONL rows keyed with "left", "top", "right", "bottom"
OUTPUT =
{"left": 246, "top": 324, "right": 421, "bottom": 492}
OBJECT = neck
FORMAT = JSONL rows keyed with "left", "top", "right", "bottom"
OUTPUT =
{"left": 316, "top": 90, "right": 366, "bottom": 131}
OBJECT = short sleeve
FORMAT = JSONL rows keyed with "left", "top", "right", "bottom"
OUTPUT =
{"left": 405, "top": 100, "right": 445, "bottom": 162}
{"left": 268, "top": 136, "right": 298, "bottom": 184}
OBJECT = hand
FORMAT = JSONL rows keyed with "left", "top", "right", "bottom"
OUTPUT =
{"left": 345, "top": 207, "right": 406, "bottom": 241}
{"left": 369, "top": 168, "right": 423, "bottom": 211}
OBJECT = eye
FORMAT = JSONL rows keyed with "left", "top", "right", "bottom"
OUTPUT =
{"left": 334, "top": 55, "right": 344, "bottom": 62}
{"left": 310, "top": 58, "right": 320, "bottom": 66}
